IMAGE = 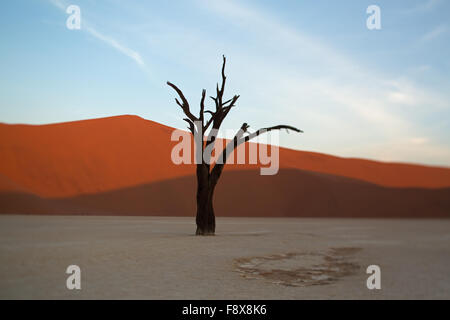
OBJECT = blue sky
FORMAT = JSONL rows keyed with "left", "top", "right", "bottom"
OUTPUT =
{"left": 1, "top": 0, "right": 449, "bottom": 166}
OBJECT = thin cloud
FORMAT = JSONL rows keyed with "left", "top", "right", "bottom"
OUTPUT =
{"left": 420, "top": 25, "right": 448, "bottom": 42}
{"left": 48, "top": 0, "right": 146, "bottom": 68}
{"left": 48, "top": 0, "right": 65, "bottom": 10}
{"left": 403, "top": 0, "right": 443, "bottom": 14}
{"left": 84, "top": 26, "right": 145, "bottom": 66}
{"left": 410, "top": 137, "right": 428, "bottom": 145}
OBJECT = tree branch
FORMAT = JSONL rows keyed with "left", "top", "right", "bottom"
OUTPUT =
{"left": 167, "top": 81, "right": 198, "bottom": 122}
{"left": 204, "top": 94, "right": 240, "bottom": 150}
{"left": 218, "top": 55, "right": 226, "bottom": 104}
{"left": 242, "top": 125, "right": 302, "bottom": 143}
{"left": 183, "top": 118, "right": 196, "bottom": 135}
{"left": 199, "top": 89, "right": 206, "bottom": 122}
{"left": 209, "top": 123, "right": 302, "bottom": 184}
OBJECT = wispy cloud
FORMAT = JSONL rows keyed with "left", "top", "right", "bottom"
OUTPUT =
{"left": 48, "top": 0, "right": 65, "bottom": 10}
{"left": 410, "top": 137, "right": 428, "bottom": 145}
{"left": 48, "top": 0, "right": 146, "bottom": 68}
{"left": 84, "top": 26, "right": 145, "bottom": 66}
{"left": 420, "top": 24, "right": 448, "bottom": 42}
{"left": 404, "top": 0, "right": 443, "bottom": 14}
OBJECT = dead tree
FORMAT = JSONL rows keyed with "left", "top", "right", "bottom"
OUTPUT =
{"left": 168, "top": 56, "right": 301, "bottom": 235}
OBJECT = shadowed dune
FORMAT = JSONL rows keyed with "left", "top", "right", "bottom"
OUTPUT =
{"left": 1, "top": 115, "right": 450, "bottom": 217}
{"left": 1, "top": 169, "right": 449, "bottom": 217}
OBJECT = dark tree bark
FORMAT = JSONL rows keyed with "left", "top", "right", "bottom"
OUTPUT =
{"left": 167, "top": 56, "right": 302, "bottom": 235}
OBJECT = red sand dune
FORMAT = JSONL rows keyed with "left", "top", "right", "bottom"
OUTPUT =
{"left": 1, "top": 115, "right": 449, "bottom": 217}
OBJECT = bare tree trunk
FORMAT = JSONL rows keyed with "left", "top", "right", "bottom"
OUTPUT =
{"left": 195, "top": 164, "right": 216, "bottom": 235}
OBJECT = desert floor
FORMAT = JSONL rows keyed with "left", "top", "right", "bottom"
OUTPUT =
{"left": 0, "top": 215, "right": 449, "bottom": 299}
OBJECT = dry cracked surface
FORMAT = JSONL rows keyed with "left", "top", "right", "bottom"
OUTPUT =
{"left": 234, "top": 247, "right": 362, "bottom": 287}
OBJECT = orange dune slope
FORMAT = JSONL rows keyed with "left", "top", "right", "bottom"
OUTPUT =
{"left": 1, "top": 115, "right": 450, "bottom": 217}
{"left": 0, "top": 115, "right": 194, "bottom": 197}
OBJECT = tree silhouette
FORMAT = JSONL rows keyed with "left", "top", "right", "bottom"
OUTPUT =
{"left": 168, "top": 56, "right": 301, "bottom": 235}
